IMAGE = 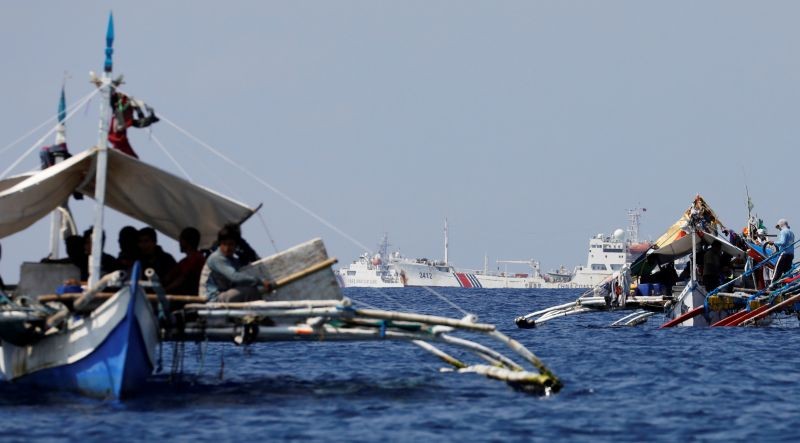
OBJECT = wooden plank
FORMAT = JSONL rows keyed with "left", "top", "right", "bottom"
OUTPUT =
{"left": 725, "top": 304, "right": 771, "bottom": 327}
{"left": 739, "top": 293, "right": 800, "bottom": 325}
{"left": 243, "top": 238, "right": 342, "bottom": 302}
{"left": 710, "top": 308, "right": 749, "bottom": 327}
{"left": 659, "top": 306, "right": 705, "bottom": 329}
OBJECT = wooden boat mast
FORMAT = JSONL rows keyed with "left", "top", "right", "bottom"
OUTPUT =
{"left": 88, "top": 12, "right": 113, "bottom": 288}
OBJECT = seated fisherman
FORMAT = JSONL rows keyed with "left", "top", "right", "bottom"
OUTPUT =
{"left": 116, "top": 225, "right": 140, "bottom": 271}
{"left": 42, "top": 235, "right": 87, "bottom": 275}
{"left": 138, "top": 227, "right": 177, "bottom": 282}
{"left": 164, "top": 227, "right": 206, "bottom": 295}
{"left": 205, "top": 224, "right": 259, "bottom": 265}
{"left": 83, "top": 228, "right": 119, "bottom": 280}
{"left": 199, "top": 224, "right": 273, "bottom": 302}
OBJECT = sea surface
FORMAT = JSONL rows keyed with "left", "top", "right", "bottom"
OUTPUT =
{"left": 1, "top": 287, "right": 799, "bottom": 442}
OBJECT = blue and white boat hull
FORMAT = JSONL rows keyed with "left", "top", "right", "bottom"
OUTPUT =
{"left": 0, "top": 283, "right": 158, "bottom": 399}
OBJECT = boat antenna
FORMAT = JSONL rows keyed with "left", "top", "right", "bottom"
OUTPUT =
{"left": 88, "top": 11, "right": 114, "bottom": 288}
{"left": 626, "top": 206, "right": 644, "bottom": 244}
{"left": 743, "top": 167, "right": 754, "bottom": 237}
{"left": 47, "top": 83, "right": 69, "bottom": 259}
{"left": 444, "top": 217, "right": 449, "bottom": 265}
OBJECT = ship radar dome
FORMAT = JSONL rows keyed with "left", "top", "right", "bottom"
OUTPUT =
{"left": 613, "top": 229, "right": 625, "bottom": 241}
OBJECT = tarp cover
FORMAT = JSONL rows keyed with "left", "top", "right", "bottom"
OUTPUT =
{"left": 630, "top": 196, "right": 744, "bottom": 275}
{"left": 0, "top": 148, "right": 256, "bottom": 248}
{"left": 649, "top": 230, "right": 745, "bottom": 261}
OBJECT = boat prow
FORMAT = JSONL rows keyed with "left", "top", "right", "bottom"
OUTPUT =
{"left": 1, "top": 265, "right": 158, "bottom": 399}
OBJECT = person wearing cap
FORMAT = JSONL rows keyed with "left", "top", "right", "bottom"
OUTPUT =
{"left": 769, "top": 218, "right": 795, "bottom": 286}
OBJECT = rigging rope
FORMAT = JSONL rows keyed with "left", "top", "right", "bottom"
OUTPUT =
{"left": 0, "top": 87, "right": 99, "bottom": 158}
{"left": 422, "top": 285, "right": 470, "bottom": 317}
{"left": 150, "top": 133, "right": 193, "bottom": 182}
{"left": 0, "top": 87, "right": 102, "bottom": 180}
{"left": 256, "top": 212, "right": 280, "bottom": 254}
{"left": 157, "top": 114, "right": 373, "bottom": 253}
{"left": 156, "top": 112, "right": 471, "bottom": 318}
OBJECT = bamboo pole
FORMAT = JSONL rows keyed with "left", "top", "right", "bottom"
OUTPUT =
{"left": 264, "top": 257, "right": 338, "bottom": 292}
{"left": 724, "top": 304, "right": 771, "bottom": 327}
{"left": 439, "top": 334, "right": 523, "bottom": 371}
{"left": 739, "top": 293, "right": 800, "bottom": 326}
{"left": 185, "top": 299, "right": 343, "bottom": 310}
{"left": 39, "top": 292, "right": 206, "bottom": 304}
{"left": 489, "top": 330, "right": 556, "bottom": 380}
{"left": 412, "top": 340, "right": 468, "bottom": 369}
{"left": 658, "top": 306, "right": 704, "bottom": 329}
{"left": 351, "top": 308, "right": 496, "bottom": 332}
{"left": 73, "top": 270, "right": 125, "bottom": 311}
{"left": 458, "top": 364, "right": 557, "bottom": 391}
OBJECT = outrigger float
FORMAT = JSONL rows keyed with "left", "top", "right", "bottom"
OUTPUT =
{"left": 0, "top": 15, "right": 559, "bottom": 399}
{"left": 516, "top": 195, "right": 800, "bottom": 329}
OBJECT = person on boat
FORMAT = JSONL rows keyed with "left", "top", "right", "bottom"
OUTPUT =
{"left": 107, "top": 91, "right": 159, "bottom": 158}
{"left": 769, "top": 218, "right": 795, "bottom": 286}
{"left": 41, "top": 235, "right": 87, "bottom": 275}
{"left": 199, "top": 224, "right": 273, "bottom": 302}
{"left": 678, "top": 259, "right": 693, "bottom": 281}
{"left": 164, "top": 227, "right": 206, "bottom": 295}
{"left": 204, "top": 224, "right": 260, "bottom": 265}
{"left": 0, "top": 243, "right": 5, "bottom": 292}
{"left": 116, "top": 225, "right": 140, "bottom": 271}
{"left": 83, "top": 228, "right": 119, "bottom": 280}
{"left": 702, "top": 241, "right": 723, "bottom": 291}
{"left": 651, "top": 262, "right": 679, "bottom": 296}
{"left": 138, "top": 227, "right": 176, "bottom": 282}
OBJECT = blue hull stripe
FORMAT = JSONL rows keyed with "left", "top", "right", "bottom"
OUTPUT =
{"left": 16, "top": 264, "right": 153, "bottom": 399}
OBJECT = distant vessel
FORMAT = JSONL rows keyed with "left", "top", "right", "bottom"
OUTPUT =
{"left": 476, "top": 208, "right": 651, "bottom": 288}
{"left": 387, "top": 219, "right": 476, "bottom": 287}
{"left": 336, "top": 234, "right": 403, "bottom": 288}
{"left": 342, "top": 209, "right": 650, "bottom": 289}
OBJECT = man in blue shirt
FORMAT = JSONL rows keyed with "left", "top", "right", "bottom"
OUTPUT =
{"left": 199, "top": 224, "right": 273, "bottom": 302}
{"left": 770, "top": 218, "right": 795, "bottom": 286}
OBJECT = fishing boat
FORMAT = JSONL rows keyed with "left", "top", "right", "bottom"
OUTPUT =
{"left": 0, "top": 14, "right": 561, "bottom": 398}
{"left": 515, "top": 195, "right": 800, "bottom": 329}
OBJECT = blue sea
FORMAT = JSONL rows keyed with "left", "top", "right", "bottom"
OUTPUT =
{"left": 1, "top": 287, "right": 799, "bottom": 442}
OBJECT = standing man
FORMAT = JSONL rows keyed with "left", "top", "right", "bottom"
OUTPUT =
{"left": 770, "top": 218, "right": 795, "bottom": 286}
{"left": 702, "top": 241, "right": 722, "bottom": 292}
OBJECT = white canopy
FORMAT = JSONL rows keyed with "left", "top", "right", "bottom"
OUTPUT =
{"left": 649, "top": 230, "right": 745, "bottom": 262}
{"left": 0, "top": 148, "right": 257, "bottom": 248}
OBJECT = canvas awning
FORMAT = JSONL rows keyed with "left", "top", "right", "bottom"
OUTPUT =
{"left": 0, "top": 147, "right": 257, "bottom": 248}
{"left": 630, "top": 196, "right": 744, "bottom": 275}
{"left": 648, "top": 230, "right": 745, "bottom": 262}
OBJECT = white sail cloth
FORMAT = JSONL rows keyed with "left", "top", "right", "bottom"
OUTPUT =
{"left": 0, "top": 147, "right": 256, "bottom": 248}
{"left": 648, "top": 230, "right": 745, "bottom": 262}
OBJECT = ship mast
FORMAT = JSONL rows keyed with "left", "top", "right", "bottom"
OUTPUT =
{"left": 88, "top": 12, "right": 114, "bottom": 288}
{"left": 626, "top": 207, "right": 644, "bottom": 244}
{"left": 378, "top": 232, "right": 390, "bottom": 260}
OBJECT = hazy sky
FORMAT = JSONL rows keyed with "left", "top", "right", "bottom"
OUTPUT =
{"left": 1, "top": 2, "right": 799, "bottom": 281}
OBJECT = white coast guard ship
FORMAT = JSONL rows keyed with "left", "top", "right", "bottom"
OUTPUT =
{"left": 472, "top": 209, "right": 650, "bottom": 288}
{"left": 341, "top": 210, "right": 649, "bottom": 289}
{"left": 336, "top": 234, "right": 403, "bottom": 288}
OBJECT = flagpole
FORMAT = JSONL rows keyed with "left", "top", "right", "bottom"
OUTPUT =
{"left": 47, "top": 86, "right": 69, "bottom": 259}
{"left": 88, "top": 12, "right": 114, "bottom": 287}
